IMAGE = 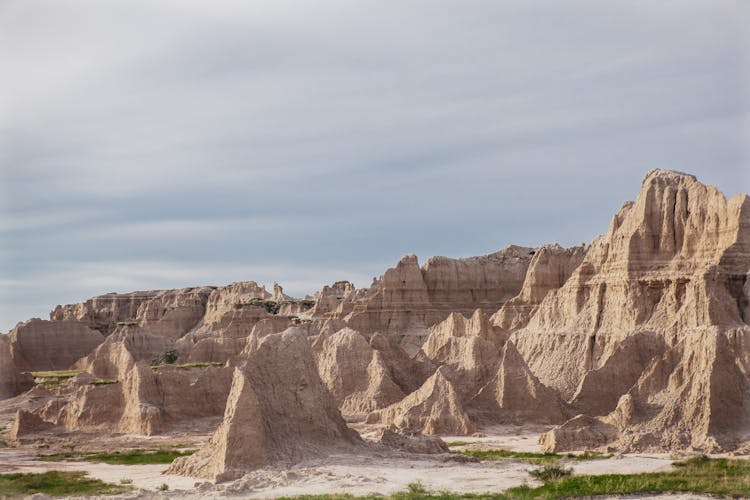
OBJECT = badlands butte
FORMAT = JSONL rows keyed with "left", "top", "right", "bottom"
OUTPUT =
{"left": 1, "top": 169, "right": 750, "bottom": 484}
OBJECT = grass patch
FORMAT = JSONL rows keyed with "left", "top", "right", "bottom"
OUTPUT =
{"left": 528, "top": 465, "right": 572, "bottom": 481}
{"left": 89, "top": 379, "right": 119, "bottom": 385}
{"left": 455, "top": 449, "right": 612, "bottom": 465}
{"left": 504, "top": 455, "right": 750, "bottom": 498}
{"left": 456, "top": 449, "right": 562, "bottom": 465}
{"left": 444, "top": 441, "right": 469, "bottom": 447}
{"left": 28, "top": 370, "right": 83, "bottom": 390}
{"left": 38, "top": 448, "right": 197, "bottom": 465}
{"left": 277, "top": 456, "right": 750, "bottom": 499}
{"left": 0, "top": 471, "right": 130, "bottom": 496}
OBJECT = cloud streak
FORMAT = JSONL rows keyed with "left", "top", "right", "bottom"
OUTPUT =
{"left": 0, "top": 0, "right": 747, "bottom": 330}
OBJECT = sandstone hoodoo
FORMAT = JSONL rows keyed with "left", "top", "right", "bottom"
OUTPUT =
{"left": 2, "top": 169, "right": 749, "bottom": 475}
{"left": 167, "top": 328, "right": 362, "bottom": 480}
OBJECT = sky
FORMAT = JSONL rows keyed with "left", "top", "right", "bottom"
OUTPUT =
{"left": 1, "top": 0, "right": 748, "bottom": 331}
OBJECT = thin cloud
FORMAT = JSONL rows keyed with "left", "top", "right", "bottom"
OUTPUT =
{"left": 0, "top": 0, "right": 747, "bottom": 330}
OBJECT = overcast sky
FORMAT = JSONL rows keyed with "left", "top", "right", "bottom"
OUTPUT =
{"left": 0, "top": 0, "right": 748, "bottom": 331}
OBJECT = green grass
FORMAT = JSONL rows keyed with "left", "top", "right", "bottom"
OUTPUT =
{"left": 454, "top": 449, "right": 611, "bottom": 465}
{"left": 28, "top": 370, "right": 84, "bottom": 390}
{"left": 0, "top": 471, "right": 131, "bottom": 496}
{"left": 89, "top": 379, "right": 119, "bottom": 385}
{"left": 38, "top": 448, "right": 197, "bottom": 465}
{"left": 528, "top": 465, "right": 572, "bottom": 481}
{"left": 568, "top": 450, "right": 612, "bottom": 461}
{"left": 455, "top": 449, "right": 563, "bottom": 465}
{"left": 276, "top": 456, "right": 750, "bottom": 499}
{"left": 444, "top": 441, "right": 469, "bottom": 447}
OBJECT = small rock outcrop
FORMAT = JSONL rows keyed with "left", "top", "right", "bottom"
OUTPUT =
{"left": 373, "top": 428, "right": 449, "bottom": 454}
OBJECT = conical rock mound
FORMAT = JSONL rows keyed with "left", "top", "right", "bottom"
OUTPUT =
{"left": 167, "top": 328, "right": 362, "bottom": 481}
{"left": 421, "top": 310, "right": 501, "bottom": 391}
{"left": 469, "top": 341, "right": 569, "bottom": 425}
{"left": 365, "top": 366, "right": 475, "bottom": 435}
{"left": 313, "top": 328, "right": 405, "bottom": 414}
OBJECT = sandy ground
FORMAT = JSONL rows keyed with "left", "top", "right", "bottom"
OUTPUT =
{"left": 0, "top": 423, "right": 697, "bottom": 498}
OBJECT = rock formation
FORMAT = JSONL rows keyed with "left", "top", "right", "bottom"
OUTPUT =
{"left": 9, "top": 319, "right": 105, "bottom": 371}
{"left": 420, "top": 310, "right": 502, "bottom": 395}
{"left": 3, "top": 168, "right": 749, "bottom": 457}
{"left": 344, "top": 247, "right": 534, "bottom": 353}
{"left": 469, "top": 341, "right": 570, "bottom": 425}
{"left": 167, "top": 328, "right": 362, "bottom": 481}
{"left": 310, "top": 281, "right": 357, "bottom": 317}
{"left": 372, "top": 428, "right": 450, "bottom": 454}
{"left": 0, "top": 335, "right": 34, "bottom": 399}
{"left": 366, "top": 366, "right": 476, "bottom": 435}
{"left": 492, "top": 243, "right": 587, "bottom": 332}
{"left": 13, "top": 361, "right": 233, "bottom": 437}
{"left": 515, "top": 169, "right": 750, "bottom": 451}
{"left": 313, "top": 328, "right": 405, "bottom": 414}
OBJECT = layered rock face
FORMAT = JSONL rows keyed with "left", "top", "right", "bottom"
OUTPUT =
{"left": 511, "top": 170, "right": 750, "bottom": 451}
{"left": 13, "top": 348, "right": 233, "bottom": 437}
{"left": 345, "top": 247, "right": 534, "bottom": 353}
{"left": 492, "top": 243, "right": 587, "bottom": 332}
{"left": 168, "top": 328, "right": 362, "bottom": 481}
{"left": 0, "top": 335, "right": 34, "bottom": 398}
{"left": 51, "top": 287, "right": 214, "bottom": 336}
{"left": 9, "top": 319, "right": 105, "bottom": 371}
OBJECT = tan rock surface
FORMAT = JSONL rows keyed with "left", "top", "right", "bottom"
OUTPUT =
{"left": 0, "top": 335, "right": 34, "bottom": 400}
{"left": 167, "top": 328, "right": 362, "bottom": 481}
{"left": 469, "top": 341, "right": 569, "bottom": 425}
{"left": 492, "top": 243, "right": 586, "bottom": 332}
{"left": 372, "top": 428, "right": 450, "bottom": 454}
{"left": 514, "top": 170, "right": 750, "bottom": 399}
{"left": 523, "top": 170, "right": 750, "bottom": 452}
{"left": 366, "top": 366, "right": 475, "bottom": 435}
{"left": 313, "top": 328, "right": 405, "bottom": 414}
{"left": 421, "top": 310, "right": 501, "bottom": 394}
{"left": 345, "top": 247, "right": 534, "bottom": 353}
{"left": 9, "top": 319, "right": 105, "bottom": 371}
